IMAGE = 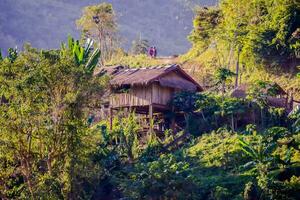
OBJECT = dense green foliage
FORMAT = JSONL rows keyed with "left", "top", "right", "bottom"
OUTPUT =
{"left": 188, "top": 0, "right": 300, "bottom": 66}
{"left": 0, "top": 48, "right": 299, "bottom": 198}
{"left": 181, "top": 0, "right": 300, "bottom": 99}
{"left": 0, "top": 42, "right": 107, "bottom": 199}
{"left": 169, "top": 90, "right": 289, "bottom": 135}
{"left": 1, "top": 1, "right": 300, "bottom": 199}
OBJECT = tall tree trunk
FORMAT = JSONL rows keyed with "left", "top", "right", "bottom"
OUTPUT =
{"left": 231, "top": 114, "right": 235, "bottom": 131}
{"left": 260, "top": 108, "right": 264, "bottom": 129}
{"left": 127, "top": 148, "right": 134, "bottom": 163}
{"left": 235, "top": 47, "right": 241, "bottom": 88}
{"left": 200, "top": 111, "right": 207, "bottom": 122}
{"left": 26, "top": 176, "right": 35, "bottom": 200}
{"left": 239, "top": 64, "right": 245, "bottom": 86}
{"left": 252, "top": 109, "right": 256, "bottom": 124}
{"left": 184, "top": 113, "right": 190, "bottom": 133}
{"left": 98, "top": 28, "right": 104, "bottom": 65}
{"left": 47, "top": 152, "right": 53, "bottom": 176}
{"left": 222, "top": 82, "right": 226, "bottom": 98}
{"left": 21, "top": 156, "right": 35, "bottom": 200}
{"left": 227, "top": 31, "right": 238, "bottom": 69}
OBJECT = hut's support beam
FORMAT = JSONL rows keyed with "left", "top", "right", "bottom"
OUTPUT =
{"left": 109, "top": 107, "right": 113, "bottom": 130}
{"left": 149, "top": 104, "right": 153, "bottom": 133}
{"left": 171, "top": 105, "right": 176, "bottom": 133}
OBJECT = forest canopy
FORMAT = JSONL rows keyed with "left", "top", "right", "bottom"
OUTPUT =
{"left": 188, "top": 0, "right": 300, "bottom": 67}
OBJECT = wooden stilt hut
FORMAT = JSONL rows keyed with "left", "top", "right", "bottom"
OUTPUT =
{"left": 108, "top": 64, "right": 203, "bottom": 133}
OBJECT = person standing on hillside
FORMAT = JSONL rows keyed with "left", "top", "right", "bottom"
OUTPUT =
{"left": 153, "top": 46, "right": 157, "bottom": 58}
{"left": 148, "top": 46, "right": 157, "bottom": 58}
{"left": 148, "top": 46, "right": 154, "bottom": 58}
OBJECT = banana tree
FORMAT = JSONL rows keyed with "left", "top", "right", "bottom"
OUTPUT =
{"left": 238, "top": 134, "right": 278, "bottom": 195}
{"left": 61, "top": 35, "right": 101, "bottom": 73}
{"left": 239, "top": 136, "right": 277, "bottom": 169}
{"left": 239, "top": 126, "right": 300, "bottom": 198}
{"left": 239, "top": 126, "right": 294, "bottom": 171}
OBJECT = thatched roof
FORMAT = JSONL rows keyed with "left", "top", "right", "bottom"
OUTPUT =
{"left": 231, "top": 83, "right": 287, "bottom": 99}
{"left": 108, "top": 64, "right": 203, "bottom": 91}
{"left": 267, "top": 96, "right": 287, "bottom": 108}
{"left": 94, "top": 65, "right": 128, "bottom": 76}
{"left": 231, "top": 84, "right": 288, "bottom": 108}
{"left": 230, "top": 85, "right": 248, "bottom": 98}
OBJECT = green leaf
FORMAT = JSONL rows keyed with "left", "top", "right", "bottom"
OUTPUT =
{"left": 84, "top": 38, "right": 94, "bottom": 59}
{"left": 67, "top": 34, "right": 74, "bottom": 50}
{"left": 60, "top": 42, "right": 66, "bottom": 57}
{"left": 78, "top": 47, "right": 84, "bottom": 63}
{"left": 238, "top": 137, "right": 258, "bottom": 159}
{"left": 85, "top": 48, "right": 100, "bottom": 72}
{"left": 7, "top": 47, "right": 18, "bottom": 63}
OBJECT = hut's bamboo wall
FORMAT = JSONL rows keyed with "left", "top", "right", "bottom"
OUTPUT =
{"left": 110, "top": 85, "right": 152, "bottom": 108}
{"left": 109, "top": 71, "right": 197, "bottom": 108}
{"left": 151, "top": 83, "right": 173, "bottom": 105}
{"left": 110, "top": 84, "right": 174, "bottom": 108}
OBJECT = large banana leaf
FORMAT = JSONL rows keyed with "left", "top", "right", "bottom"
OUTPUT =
{"left": 238, "top": 137, "right": 258, "bottom": 159}
{"left": 68, "top": 35, "right": 74, "bottom": 51}
{"left": 84, "top": 38, "right": 94, "bottom": 59}
{"left": 62, "top": 35, "right": 101, "bottom": 73}
{"left": 86, "top": 48, "right": 101, "bottom": 73}
{"left": 60, "top": 42, "right": 67, "bottom": 57}
{"left": 74, "top": 46, "right": 84, "bottom": 65}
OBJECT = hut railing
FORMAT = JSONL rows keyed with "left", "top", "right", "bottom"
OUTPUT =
{"left": 110, "top": 93, "right": 151, "bottom": 108}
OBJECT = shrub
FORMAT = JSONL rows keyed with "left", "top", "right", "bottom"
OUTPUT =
{"left": 189, "top": 129, "right": 245, "bottom": 169}
{"left": 116, "top": 154, "right": 201, "bottom": 199}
